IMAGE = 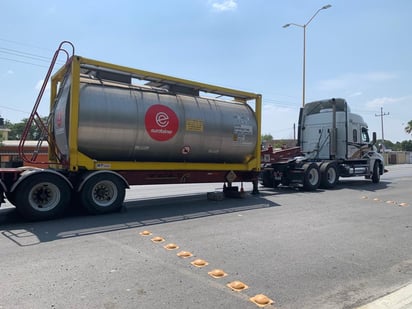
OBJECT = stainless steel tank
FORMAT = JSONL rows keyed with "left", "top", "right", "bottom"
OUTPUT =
{"left": 53, "top": 76, "right": 257, "bottom": 163}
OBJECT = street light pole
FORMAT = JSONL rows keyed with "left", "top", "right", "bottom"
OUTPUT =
{"left": 283, "top": 4, "right": 332, "bottom": 107}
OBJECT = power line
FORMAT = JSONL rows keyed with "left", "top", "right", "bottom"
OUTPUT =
{"left": 0, "top": 44, "right": 65, "bottom": 68}
{"left": 0, "top": 105, "right": 30, "bottom": 114}
{"left": 0, "top": 37, "right": 51, "bottom": 52}
{"left": 0, "top": 47, "right": 51, "bottom": 61}
{"left": 0, "top": 56, "right": 49, "bottom": 68}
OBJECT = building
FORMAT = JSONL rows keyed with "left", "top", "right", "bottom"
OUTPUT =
{"left": 0, "top": 140, "right": 48, "bottom": 168}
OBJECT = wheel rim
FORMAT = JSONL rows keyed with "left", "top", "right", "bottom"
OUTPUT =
{"left": 308, "top": 168, "right": 319, "bottom": 185}
{"left": 28, "top": 182, "right": 61, "bottom": 212}
{"left": 327, "top": 167, "right": 337, "bottom": 184}
{"left": 91, "top": 180, "right": 118, "bottom": 207}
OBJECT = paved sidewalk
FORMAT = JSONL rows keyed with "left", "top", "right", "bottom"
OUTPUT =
{"left": 357, "top": 283, "right": 412, "bottom": 309}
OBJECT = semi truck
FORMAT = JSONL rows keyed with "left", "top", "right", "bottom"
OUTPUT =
{"left": 0, "top": 41, "right": 262, "bottom": 220}
{"left": 260, "top": 98, "right": 385, "bottom": 190}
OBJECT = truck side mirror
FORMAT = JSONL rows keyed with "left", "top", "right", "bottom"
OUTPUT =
{"left": 372, "top": 132, "right": 377, "bottom": 145}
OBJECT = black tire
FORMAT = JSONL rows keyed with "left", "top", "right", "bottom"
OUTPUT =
{"left": 14, "top": 173, "right": 71, "bottom": 221}
{"left": 261, "top": 169, "right": 273, "bottom": 188}
{"left": 372, "top": 161, "right": 381, "bottom": 183}
{"left": 80, "top": 173, "right": 126, "bottom": 215}
{"left": 320, "top": 162, "right": 339, "bottom": 189}
{"left": 261, "top": 169, "right": 280, "bottom": 188}
{"left": 302, "top": 163, "right": 320, "bottom": 191}
{"left": 5, "top": 191, "right": 16, "bottom": 206}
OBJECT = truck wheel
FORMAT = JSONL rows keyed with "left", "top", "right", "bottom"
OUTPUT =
{"left": 302, "top": 163, "right": 320, "bottom": 191}
{"left": 371, "top": 162, "right": 380, "bottom": 183}
{"left": 261, "top": 169, "right": 273, "bottom": 187}
{"left": 261, "top": 169, "right": 280, "bottom": 188}
{"left": 5, "top": 191, "right": 16, "bottom": 206}
{"left": 14, "top": 173, "right": 71, "bottom": 221}
{"left": 80, "top": 173, "right": 125, "bottom": 214}
{"left": 320, "top": 162, "right": 339, "bottom": 189}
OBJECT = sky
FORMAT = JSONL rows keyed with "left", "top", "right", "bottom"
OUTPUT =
{"left": 0, "top": 0, "right": 411, "bottom": 143}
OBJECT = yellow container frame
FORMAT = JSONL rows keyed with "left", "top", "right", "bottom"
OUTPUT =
{"left": 50, "top": 56, "right": 262, "bottom": 173}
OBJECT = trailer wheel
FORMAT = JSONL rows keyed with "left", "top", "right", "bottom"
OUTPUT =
{"left": 5, "top": 191, "right": 16, "bottom": 206}
{"left": 371, "top": 161, "right": 381, "bottom": 183}
{"left": 14, "top": 173, "right": 71, "bottom": 221}
{"left": 302, "top": 163, "right": 320, "bottom": 191}
{"left": 80, "top": 173, "right": 125, "bottom": 214}
{"left": 320, "top": 162, "right": 339, "bottom": 189}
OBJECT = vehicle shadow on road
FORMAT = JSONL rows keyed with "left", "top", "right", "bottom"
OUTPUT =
{"left": 0, "top": 192, "right": 279, "bottom": 246}
{"left": 258, "top": 179, "right": 390, "bottom": 195}
{"left": 327, "top": 179, "right": 390, "bottom": 192}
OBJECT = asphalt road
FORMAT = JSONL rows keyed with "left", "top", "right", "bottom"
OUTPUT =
{"left": 0, "top": 165, "right": 411, "bottom": 309}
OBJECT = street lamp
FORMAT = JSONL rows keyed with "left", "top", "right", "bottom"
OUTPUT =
{"left": 283, "top": 4, "right": 332, "bottom": 107}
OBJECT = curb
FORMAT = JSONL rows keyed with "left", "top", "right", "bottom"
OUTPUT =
{"left": 357, "top": 283, "right": 412, "bottom": 309}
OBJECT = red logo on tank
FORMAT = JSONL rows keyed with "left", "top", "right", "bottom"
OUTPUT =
{"left": 56, "top": 110, "right": 63, "bottom": 128}
{"left": 145, "top": 104, "right": 179, "bottom": 141}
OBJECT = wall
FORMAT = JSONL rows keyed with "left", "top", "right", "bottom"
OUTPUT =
{"left": 382, "top": 151, "right": 412, "bottom": 165}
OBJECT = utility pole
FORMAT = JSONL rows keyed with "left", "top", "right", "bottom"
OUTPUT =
{"left": 283, "top": 4, "right": 332, "bottom": 107}
{"left": 375, "top": 107, "right": 389, "bottom": 144}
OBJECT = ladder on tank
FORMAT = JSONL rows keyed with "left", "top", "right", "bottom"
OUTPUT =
{"left": 18, "top": 41, "right": 75, "bottom": 166}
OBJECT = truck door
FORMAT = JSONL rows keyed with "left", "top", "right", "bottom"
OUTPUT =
{"left": 348, "top": 124, "right": 370, "bottom": 159}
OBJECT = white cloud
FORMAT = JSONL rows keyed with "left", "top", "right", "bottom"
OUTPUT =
{"left": 366, "top": 96, "right": 410, "bottom": 109}
{"left": 1, "top": 70, "right": 14, "bottom": 77}
{"left": 261, "top": 104, "right": 297, "bottom": 138}
{"left": 349, "top": 91, "right": 363, "bottom": 97}
{"left": 35, "top": 79, "right": 50, "bottom": 92}
{"left": 211, "top": 0, "right": 238, "bottom": 12}
{"left": 363, "top": 72, "right": 397, "bottom": 82}
{"left": 317, "top": 71, "right": 398, "bottom": 92}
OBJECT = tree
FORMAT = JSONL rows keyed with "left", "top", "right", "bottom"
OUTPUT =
{"left": 405, "top": 120, "right": 412, "bottom": 134}
{"left": 399, "top": 140, "right": 412, "bottom": 151}
{"left": 261, "top": 134, "right": 273, "bottom": 142}
{"left": 6, "top": 117, "right": 48, "bottom": 140}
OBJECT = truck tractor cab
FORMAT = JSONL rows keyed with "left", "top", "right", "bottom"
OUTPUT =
{"left": 298, "top": 98, "right": 384, "bottom": 182}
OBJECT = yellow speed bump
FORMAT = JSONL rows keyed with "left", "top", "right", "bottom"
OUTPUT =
{"left": 250, "top": 294, "right": 274, "bottom": 307}
{"left": 227, "top": 280, "right": 248, "bottom": 292}
{"left": 164, "top": 243, "right": 179, "bottom": 250}
{"left": 208, "top": 269, "right": 228, "bottom": 279}
{"left": 191, "top": 259, "right": 209, "bottom": 268}
{"left": 151, "top": 236, "right": 165, "bottom": 243}
{"left": 139, "top": 230, "right": 152, "bottom": 236}
{"left": 177, "top": 251, "right": 193, "bottom": 258}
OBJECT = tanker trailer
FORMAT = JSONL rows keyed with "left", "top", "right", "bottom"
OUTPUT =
{"left": 6, "top": 46, "right": 262, "bottom": 220}
{"left": 53, "top": 73, "right": 258, "bottom": 164}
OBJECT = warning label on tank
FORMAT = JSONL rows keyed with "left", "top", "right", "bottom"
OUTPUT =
{"left": 185, "top": 119, "right": 204, "bottom": 132}
{"left": 233, "top": 124, "right": 253, "bottom": 143}
{"left": 145, "top": 104, "right": 179, "bottom": 141}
